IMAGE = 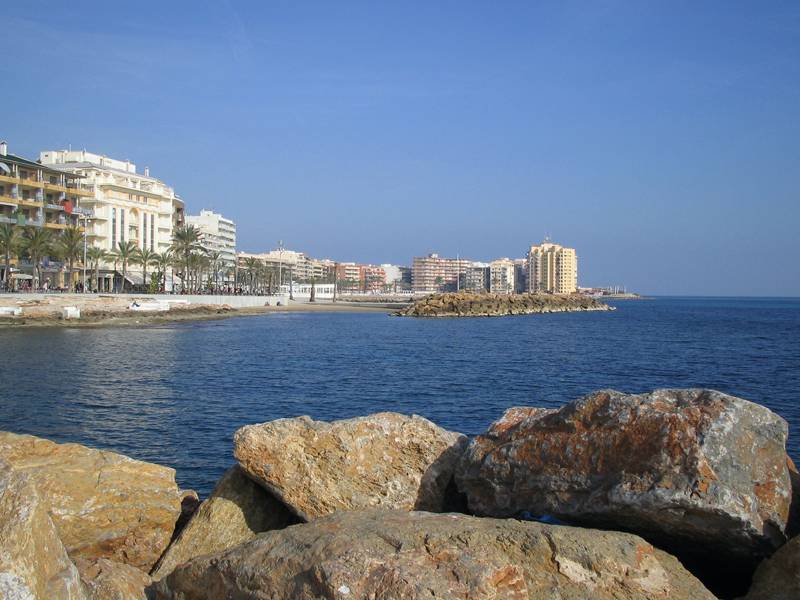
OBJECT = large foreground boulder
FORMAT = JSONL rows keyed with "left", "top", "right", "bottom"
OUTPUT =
{"left": 152, "top": 509, "right": 715, "bottom": 599}
{"left": 234, "top": 413, "right": 466, "bottom": 520}
{"left": 151, "top": 466, "right": 296, "bottom": 580}
{"left": 0, "top": 460, "right": 87, "bottom": 600}
{"left": 456, "top": 389, "right": 792, "bottom": 566}
{"left": 0, "top": 432, "right": 182, "bottom": 571}
{"left": 740, "top": 535, "right": 800, "bottom": 599}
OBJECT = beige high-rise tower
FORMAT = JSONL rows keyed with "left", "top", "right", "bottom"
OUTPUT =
{"left": 526, "top": 240, "right": 578, "bottom": 294}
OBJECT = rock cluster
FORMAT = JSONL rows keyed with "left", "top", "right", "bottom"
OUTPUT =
{"left": 1, "top": 390, "right": 798, "bottom": 600}
{"left": 396, "top": 291, "right": 613, "bottom": 317}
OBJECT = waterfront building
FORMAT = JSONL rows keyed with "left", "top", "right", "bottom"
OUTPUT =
{"left": 0, "top": 142, "right": 91, "bottom": 231}
{"left": 461, "top": 262, "right": 490, "bottom": 293}
{"left": 526, "top": 240, "right": 578, "bottom": 294}
{"left": 186, "top": 209, "right": 237, "bottom": 275}
{"left": 489, "top": 258, "right": 516, "bottom": 294}
{"left": 411, "top": 253, "right": 468, "bottom": 292}
{"left": 335, "top": 262, "right": 362, "bottom": 294}
{"left": 39, "top": 149, "right": 184, "bottom": 256}
{"left": 0, "top": 142, "right": 93, "bottom": 286}
{"left": 360, "top": 265, "right": 387, "bottom": 293}
{"left": 513, "top": 258, "right": 528, "bottom": 293}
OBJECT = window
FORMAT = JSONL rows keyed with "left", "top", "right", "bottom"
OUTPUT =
{"left": 111, "top": 208, "right": 117, "bottom": 248}
{"left": 150, "top": 214, "right": 155, "bottom": 251}
{"left": 120, "top": 209, "right": 125, "bottom": 242}
{"left": 143, "top": 213, "right": 147, "bottom": 249}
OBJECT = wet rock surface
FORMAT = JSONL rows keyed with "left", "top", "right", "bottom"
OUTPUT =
{"left": 151, "top": 465, "right": 297, "bottom": 580}
{"left": 396, "top": 292, "right": 613, "bottom": 317}
{"left": 151, "top": 509, "right": 715, "bottom": 600}
{"left": 0, "top": 431, "right": 182, "bottom": 572}
{"left": 234, "top": 412, "right": 467, "bottom": 520}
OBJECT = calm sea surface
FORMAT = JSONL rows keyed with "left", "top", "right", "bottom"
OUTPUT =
{"left": 1, "top": 297, "right": 798, "bottom": 496}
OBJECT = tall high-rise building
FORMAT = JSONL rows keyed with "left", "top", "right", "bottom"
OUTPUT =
{"left": 39, "top": 149, "right": 184, "bottom": 255}
{"left": 186, "top": 209, "right": 237, "bottom": 270}
{"left": 526, "top": 240, "right": 578, "bottom": 294}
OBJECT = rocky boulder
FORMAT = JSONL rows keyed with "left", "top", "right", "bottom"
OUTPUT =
{"left": 0, "top": 460, "right": 87, "bottom": 600}
{"left": 740, "top": 535, "right": 800, "bottom": 600}
{"left": 152, "top": 509, "right": 715, "bottom": 599}
{"left": 456, "top": 389, "right": 793, "bottom": 567}
{"left": 234, "top": 412, "right": 466, "bottom": 520}
{"left": 0, "top": 432, "right": 182, "bottom": 572}
{"left": 74, "top": 558, "right": 151, "bottom": 600}
{"left": 151, "top": 466, "right": 296, "bottom": 580}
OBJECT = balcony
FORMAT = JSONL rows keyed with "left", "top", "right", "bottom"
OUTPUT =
{"left": 44, "top": 222, "right": 68, "bottom": 230}
{"left": 17, "top": 198, "right": 42, "bottom": 208}
{"left": 0, "top": 216, "right": 15, "bottom": 225}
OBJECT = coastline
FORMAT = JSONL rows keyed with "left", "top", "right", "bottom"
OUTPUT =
{"left": 0, "top": 297, "right": 399, "bottom": 328}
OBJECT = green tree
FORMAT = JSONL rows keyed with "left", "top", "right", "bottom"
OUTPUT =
{"left": 171, "top": 225, "right": 202, "bottom": 292}
{"left": 152, "top": 250, "right": 174, "bottom": 292}
{"left": 22, "top": 227, "right": 52, "bottom": 289}
{"left": 86, "top": 246, "right": 107, "bottom": 293}
{"left": 113, "top": 241, "right": 138, "bottom": 293}
{"left": 133, "top": 247, "right": 157, "bottom": 293}
{"left": 0, "top": 224, "right": 22, "bottom": 288}
{"left": 206, "top": 250, "right": 222, "bottom": 291}
{"left": 55, "top": 226, "right": 84, "bottom": 291}
{"left": 243, "top": 257, "right": 259, "bottom": 294}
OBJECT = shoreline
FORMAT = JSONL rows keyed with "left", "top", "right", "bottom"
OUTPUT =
{"left": 0, "top": 299, "right": 398, "bottom": 328}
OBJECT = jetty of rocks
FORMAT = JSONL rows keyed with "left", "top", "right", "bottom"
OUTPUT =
{"left": 1, "top": 389, "right": 797, "bottom": 599}
{"left": 395, "top": 291, "right": 613, "bottom": 317}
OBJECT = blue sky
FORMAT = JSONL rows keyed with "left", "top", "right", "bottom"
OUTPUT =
{"left": 3, "top": 1, "right": 798, "bottom": 295}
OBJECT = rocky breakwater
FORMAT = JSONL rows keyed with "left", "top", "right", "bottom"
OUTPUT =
{"left": 2, "top": 391, "right": 799, "bottom": 599}
{"left": 396, "top": 291, "right": 613, "bottom": 317}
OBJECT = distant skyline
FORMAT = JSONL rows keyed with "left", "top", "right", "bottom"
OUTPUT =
{"left": 3, "top": 2, "right": 798, "bottom": 296}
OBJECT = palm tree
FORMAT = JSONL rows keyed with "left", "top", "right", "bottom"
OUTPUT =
{"left": 86, "top": 246, "right": 107, "bottom": 292}
{"left": 243, "top": 257, "right": 259, "bottom": 294}
{"left": 152, "top": 250, "right": 174, "bottom": 292}
{"left": 22, "top": 227, "right": 52, "bottom": 289}
{"left": 55, "top": 226, "right": 84, "bottom": 291}
{"left": 171, "top": 225, "right": 202, "bottom": 292}
{"left": 206, "top": 250, "right": 222, "bottom": 292}
{"left": 113, "top": 241, "right": 138, "bottom": 293}
{"left": 133, "top": 247, "right": 157, "bottom": 293}
{"left": 0, "top": 224, "right": 22, "bottom": 289}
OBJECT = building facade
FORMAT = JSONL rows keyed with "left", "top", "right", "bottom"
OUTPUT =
{"left": 186, "top": 209, "right": 236, "bottom": 269}
{"left": 526, "top": 240, "right": 578, "bottom": 294}
{"left": 411, "top": 254, "right": 469, "bottom": 292}
{"left": 489, "top": 258, "right": 516, "bottom": 294}
{"left": 0, "top": 142, "right": 91, "bottom": 232}
{"left": 39, "top": 149, "right": 183, "bottom": 256}
{"left": 457, "top": 262, "right": 487, "bottom": 292}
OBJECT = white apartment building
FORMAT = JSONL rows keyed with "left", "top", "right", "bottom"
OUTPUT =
{"left": 186, "top": 209, "right": 236, "bottom": 268}
{"left": 39, "top": 149, "right": 185, "bottom": 255}
{"left": 526, "top": 240, "right": 578, "bottom": 294}
{"left": 489, "top": 258, "right": 516, "bottom": 294}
